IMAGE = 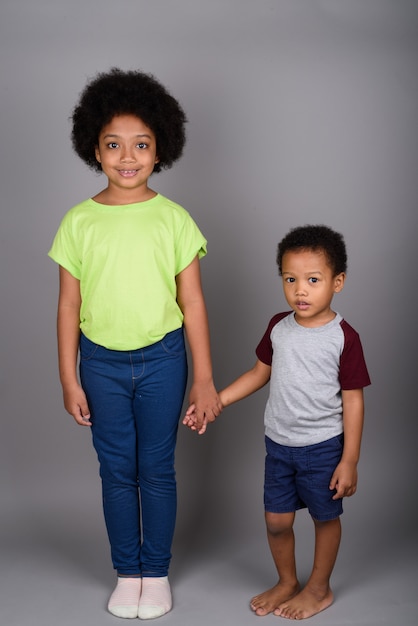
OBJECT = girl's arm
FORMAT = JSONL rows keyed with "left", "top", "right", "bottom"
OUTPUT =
{"left": 183, "top": 359, "right": 271, "bottom": 433}
{"left": 176, "top": 256, "right": 222, "bottom": 432}
{"left": 330, "top": 388, "right": 364, "bottom": 499}
{"left": 57, "top": 266, "right": 91, "bottom": 426}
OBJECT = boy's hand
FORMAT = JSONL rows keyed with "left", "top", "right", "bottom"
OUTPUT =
{"left": 329, "top": 460, "right": 358, "bottom": 499}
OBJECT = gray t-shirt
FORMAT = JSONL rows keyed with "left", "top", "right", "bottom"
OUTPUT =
{"left": 256, "top": 312, "right": 371, "bottom": 447}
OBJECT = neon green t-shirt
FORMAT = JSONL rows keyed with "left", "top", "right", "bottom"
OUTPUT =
{"left": 48, "top": 194, "right": 207, "bottom": 350}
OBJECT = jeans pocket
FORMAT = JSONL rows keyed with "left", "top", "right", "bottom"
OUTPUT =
{"left": 160, "top": 328, "right": 185, "bottom": 356}
{"left": 332, "top": 433, "right": 344, "bottom": 451}
{"left": 79, "top": 333, "right": 100, "bottom": 361}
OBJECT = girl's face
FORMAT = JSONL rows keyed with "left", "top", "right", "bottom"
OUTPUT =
{"left": 95, "top": 114, "right": 159, "bottom": 202}
{"left": 281, "top": 249, "right": 345, "bottom": 327}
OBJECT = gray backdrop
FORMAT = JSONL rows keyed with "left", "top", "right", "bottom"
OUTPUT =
{"left": 1, "top": 1, "right": 417, "bottom": 625}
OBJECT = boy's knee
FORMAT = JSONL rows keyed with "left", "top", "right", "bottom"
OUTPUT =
{"left": 265, "top": 511, "right": 294, "bottom": 535}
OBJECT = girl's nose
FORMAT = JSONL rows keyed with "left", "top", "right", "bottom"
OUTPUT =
{"left": 121, "top": 147, "right": 135, "bottom": 161}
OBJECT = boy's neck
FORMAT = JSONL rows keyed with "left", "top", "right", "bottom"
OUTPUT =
{"left": 293, "top": 309, "right": 337, "bottom": 328}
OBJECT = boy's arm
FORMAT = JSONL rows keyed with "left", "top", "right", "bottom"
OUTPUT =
{"left": 219, "top": 359, "right": 271, "bottom": 407}
{"left": 330, "top": 388, "right": 364, "bottom": 499}
{"left": 183, "top": 359, "right": 271, "bottom": 433}
{"left": 57, "top": 266, "right": 91, "bottom": 426}
{"left": 176, "top": 256, "right": 222, "bottom": 431}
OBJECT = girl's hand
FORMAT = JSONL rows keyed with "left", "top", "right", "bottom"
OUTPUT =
{"left": 182, "top": 404, "right": 202, "bottom": 432}
{"left": 186, "top": 382, "right": 223, "bottom": 435}
{"left": 62, "top": 382, "right": 92, "bottom": 426}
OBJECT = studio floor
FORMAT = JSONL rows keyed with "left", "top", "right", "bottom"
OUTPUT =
{"left": 1, "top": 504, "right": 416, "bottom": 626}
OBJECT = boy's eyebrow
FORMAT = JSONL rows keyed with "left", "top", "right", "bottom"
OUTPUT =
{"left": 282, "top": 270, "right": 323, "bottom": 273}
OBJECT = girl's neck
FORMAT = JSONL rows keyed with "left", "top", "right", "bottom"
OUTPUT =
{"left": 93, "top": 185, "right": 157, "bottom": 206}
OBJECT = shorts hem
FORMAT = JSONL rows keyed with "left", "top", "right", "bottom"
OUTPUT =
{"left": 264, "top": 504, "right": 306, "bottom": 514}
{"left": 310, "top": 509, "right": 343, "bottom": 522}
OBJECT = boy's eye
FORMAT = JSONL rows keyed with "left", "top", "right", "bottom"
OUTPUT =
{"left": 308, "top": 277, "right": 318, "bottom": 283}
{"left": 285, "top": 277, "right": 295, "bottom": 283}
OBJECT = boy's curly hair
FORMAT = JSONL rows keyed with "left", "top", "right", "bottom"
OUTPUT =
{"left": 277, "top": 225, "right": 347, "bottom": 276}
{"left": 71, "top": 68, "right": 187, "bottom": 173}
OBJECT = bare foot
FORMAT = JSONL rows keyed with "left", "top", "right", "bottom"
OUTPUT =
{"left": 274, "top": 585, "right": 334, "bottom": 620}
{"left": 250, "top": 582, "right": 300, "bottom": 616}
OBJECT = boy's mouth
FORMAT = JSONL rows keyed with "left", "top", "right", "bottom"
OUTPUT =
{"left": 296, "top": 301, "right": 310, "bottom": 310}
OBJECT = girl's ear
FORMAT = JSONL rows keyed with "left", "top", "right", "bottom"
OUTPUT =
{"left": 334, "top": 272, "right": 346, "bottom": 293}
{"left": 95, "top": 146, "right": 101, "bottom": 163}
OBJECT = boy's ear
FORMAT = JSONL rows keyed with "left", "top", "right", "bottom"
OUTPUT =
{"left": 334, "top": 272, "right": 346, "bottom": 293}
{"left": 95, "top": 146, "right": 101, "bottom": 163}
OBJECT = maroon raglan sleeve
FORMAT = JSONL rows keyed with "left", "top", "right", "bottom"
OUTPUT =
{"left": 256, "top": 312, "right": 292, "bottom": 365}
{"left": 339, "top": 320, "right": 371, "bottom": 389}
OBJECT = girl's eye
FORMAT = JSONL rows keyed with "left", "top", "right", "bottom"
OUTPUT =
{"left": 309, "top": 277, "right": 318, "bottom": 283}
{"left": 107, "top": 142, "right": 119, "bottom": 149}
{"left": 137, "top": 142, "right": 148, "bottom": 149}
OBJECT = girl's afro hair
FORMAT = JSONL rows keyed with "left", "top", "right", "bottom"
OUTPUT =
{"left": 71, "top": 68, "right": 187, "bottom": 173}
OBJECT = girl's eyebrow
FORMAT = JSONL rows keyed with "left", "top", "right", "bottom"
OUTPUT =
{"left": 102, "top": 133, "right": 152, "bottom": 139}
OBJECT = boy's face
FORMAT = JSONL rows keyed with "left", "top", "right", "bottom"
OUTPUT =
{"left": 281, "top": 249, "right": 345, "bottom": 327}
{"left": 95, "top": 114, "right": 159, "bottom": 202}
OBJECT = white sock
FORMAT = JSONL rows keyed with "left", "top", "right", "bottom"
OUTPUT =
{"left": 137, "top": 576, "right": 172, "bottom": 620}
{"left": 108, "top": 577, "right": 142, "bottom": 619}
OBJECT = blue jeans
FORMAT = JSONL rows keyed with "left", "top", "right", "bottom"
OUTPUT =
{"left": 79, "top": 328, "right": 187, "bottom": 577}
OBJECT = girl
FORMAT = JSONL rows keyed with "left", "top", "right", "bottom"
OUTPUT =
{"left": 49, "top": 68, "right": 221, "bottom": 620}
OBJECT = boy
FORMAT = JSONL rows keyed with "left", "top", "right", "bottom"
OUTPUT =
{"left": 184, "top": 224, "right": 371, "bottom": 619}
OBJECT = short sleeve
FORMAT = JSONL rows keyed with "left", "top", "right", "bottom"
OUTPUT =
{"left": 48, "top": 210, "right": 81, "bottom": 279}
{"left": 175, "top": 212, "right": 207, "bottom": 275}
{"left": 256, "top": 312, "right": 292, "bottom": 365}
{"left": 339, "top": 320, "right": 371, "bottom": 389}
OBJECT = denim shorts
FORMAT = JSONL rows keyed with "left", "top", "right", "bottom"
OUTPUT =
{"left": 264, "top": 434, "right": 344, "bottom": 521}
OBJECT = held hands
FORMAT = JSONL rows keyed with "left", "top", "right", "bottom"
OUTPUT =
{"left": 182, "top": 404, "right": 201, "bottom": 432}
{"left": 329, "top": 460, "right": 358, "bottom": 499}
{"left": 62, "top": 382, "right": 92, "bottom": 426}
{"left": 184, "top": 381, "right": 223, "bottom": 435}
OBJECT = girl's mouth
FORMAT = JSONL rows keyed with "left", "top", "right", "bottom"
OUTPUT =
{"left": 119, "top": 170, "right": 138, "bottom": 177}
